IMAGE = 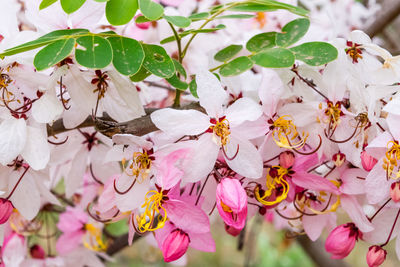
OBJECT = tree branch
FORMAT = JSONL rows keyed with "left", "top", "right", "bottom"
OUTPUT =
{"left": 363, "top": 0, "right": 400, "bottom": 37}
{"left": 47, "top": 102, "right": 204, "bottom": 138}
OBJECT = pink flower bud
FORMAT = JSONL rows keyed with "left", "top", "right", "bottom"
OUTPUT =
{"left": 135, "top": 15, "right": 151, "bottom": 30}
{"left": 366, "top": 246, "right": 386, "bottom": 267}
{"left": 30, "top": 244, "right": 46, "bottom": 259}
{"left": 332, "top": 152, "right": 346, "bottom": 167}
{"left": 216, "top": 178, "right": 247, "bottom": 230}
{"left": 0, "top": 199, "right": 13, "bottom": 224}
{"left": 361, "top": 151, "right": 378, "bottom": 171}
{"left": 279, "top": 151, "right": 295, "bottom": 169}
{"left": 390, "top": 182, "right": 400, "bottom": 202}
{"left": 162, "top": 229, "right": 190, "bottom": 262}
{"left": 225, "top": 224, "right": 241, "bottom": 236}
{"left": 325, "top": 223, "right": 361, "bottom": 259}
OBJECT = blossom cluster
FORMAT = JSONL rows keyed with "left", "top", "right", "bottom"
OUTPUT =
{"left": 0, "top": 0, "right": 397, "bottom": 267}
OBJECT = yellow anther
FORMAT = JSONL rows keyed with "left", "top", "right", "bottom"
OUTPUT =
{"left": 383, "top": 141, "right": 400, "bottom": 179}
{"left": 220, "top": 201, "right": 232, "bottom": 213}
{"left": 136, "top": 190, "right": 167, "bottom": 233}
{"left": 255, "top": 12, "right": 266, "bottom": 28}
{"left": 124, "top": 151, "right": 152, "bottom": 182}
{"left": 272, "top": 116, "right": 309, "bottom": 149}
{"left": 255, "top": 166, "right": 290, "bottom": 206}
{"left": 322, "top": 101, "right": 342, "bottom": 130}
{"left": 210, "top": 118, "right": 231, "bottom": 146}
{"left": 83, "top": 223, "right": 107, "bottom": 252}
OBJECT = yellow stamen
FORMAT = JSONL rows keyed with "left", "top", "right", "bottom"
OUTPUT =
{"left": 124, "top": 151, "right": 152, "bottom": 182}
{"left": 210, "top": 118, "right": 231, "bottom": 146}
{"left": 136, "top": 190, "right": 167, "bottom": 233}
{"left": 255, "top": 166, "right": 290, "bottom": 206}
{"left": 220, "top": 201, "right": 232, "bottom": 213}
{"left": 255, "top": 12, "right": 266, "bottom": 28}
{"left": 383, "top": 141, "right": 400, "bottom": 179}
{"left": 272, "top": 116, "right": 309, "bottom": 149}
{"left": 321, "top": 102, "right": 342, "bottom": 130}
{"left": 83, "top": 223, "right": 107, "bottom": 252}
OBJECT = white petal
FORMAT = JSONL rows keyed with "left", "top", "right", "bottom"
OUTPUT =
{"left": 350, "top": 30, "right": 371, "bottom": 44}
{"left": 66, "top": 147, "right": 88, "bottom": 198}
{"left": 0, "top": 118, "right": 26, "bottom": 165}
{"left": 259, "top": 69, "right": 283, "bottom": 117}
{"left": 151, "top": 108, "right": 210, "bottom": 136}
{"left": 112, "top": 134, "right": 153, "bottom": 150}
{"left": 32, "top": 171, "right": 60, "bottom": 206}
{"left": 225, "top": 134, "right": 263, "bottom": 179}
{"left": 9, "top": 170, "right": 40, "bottom": 221}
{"left": 115, "top": 173, "right": 150, "bottom": 212}
{"left": 196, "top": 70, "right": 228, "bottom": 118}
{"left": 21, "top": 126, "right": 50, "bottom": 170}
{"left": 225, "top": 97, "right": 262, "bottom": 126}
{"left": 31, "top": 93, "right": 63, "bottom": 123}
{"left": 62, "top": 103, "right": 89, "bottom": 129}
{"left": 365, "top": 160, "right": 391, "bottom": 204}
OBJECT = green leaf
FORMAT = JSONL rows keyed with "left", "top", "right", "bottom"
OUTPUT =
{"left": 0, "top": 29, "right": 89, "bottom": 57}
{"left": 166, "top": 75, "right": 188, "bottom": 90}
{"left": 34, "top": 38, "right": 75, "bottom": 71}
{"left": 135, "top": 15, "right": 152, "bottom": 24}
{"left": 75, "top": 36, "right": 113, "bottom": 69}
{"left": 229, "top": 3, "right": 278, "bottom": 12}
{"left": 220, "top": 56, "right": 254, "bottom": 76}
{"left": 39, "top": 0, "right": 58, "bottom": 10}
{"left": 216, "top": 14, "right": 255, "bottom": 19}
{"left": 60, "top": 0, "right": 86, "bottom": 14}
{"left": 276, "top": 18, "right": 310, "bottom": 47}
{"left": 188, "top": 12, "right": 209, "bottom": 21}
{"left": 142, "top": 44, "right": 175, "bottom": 78}
{"left": 252, "top": 48, "right": 295, "bottom": 68}
{"left": 189, "top": 78, "right": 198, "bottom": 98}
{"left": 139, "top": 0, "right": 163, "bottom": 21}
{"left": 94, "top": 0, "right": 109, "bottom": 2}
{"left": 106, "top": 0, "right": 138, "bottom": 25}
{"left": 107, "top": 36, "right": 144, "bottom": 75}
{"left": 164, "top": 15, "right": 191, "bottom": 28}
{"left": 246, "top": 32, "right": 276, "bottom": 53}
{"left": 251, "top": 0, "right": 309, "bottom": 16}
{"left": 129, "top": 65, "right": 151, "bottom": 82}
{"left": 172, "top": 59, "right": 187, "bottom": 79}
{"left": 214, "top": 44, "right": 243, "bottom": 62}
{"left": 290, "top": 42, "right": 338, "bottom": 66}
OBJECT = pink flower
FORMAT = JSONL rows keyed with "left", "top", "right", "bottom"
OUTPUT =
{"left": 30, "top": 244, "right": 46, "bottom": 259}
{"left": 162, "top": 229, "right": 190, "bottom": 262}
{"left": 325, "top": 223, "right": 361, "bottom": 259}
{"left": 216, "top": 178, "right": 247, "bottom": 230}
{"left": 390, "top": 182, "right": 400, "bottom": 202}
{"left": 366, "top": 246, "right": 386, "bottom": 267}
{"left": 361, "top": 151, "right": 378, "bottom": 171}
{"left": 279, "top": 151, "right": 295, "bottom": 169}
{"left": 0, "top": 198, "right": 13, "bottom": 224}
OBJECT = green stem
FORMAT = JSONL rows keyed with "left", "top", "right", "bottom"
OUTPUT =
{"left": 168, "top": 22, "right": 184, "bottom": 107}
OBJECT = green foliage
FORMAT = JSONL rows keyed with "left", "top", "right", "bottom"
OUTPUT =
{"left": 189, "top": 78, "right": 198, "bottom": 98}
{"left": 276, "top": 18, "right": 310, "bottom": 47}
{"left": 216, "top": 14, "right": 255, "bottom": 19}
{"left": 60, "top": 0, "right": 86, "bottom": 14}
{"left": 75, "top": 36, "right": 113, "bottom": 69}
{"left": 106, "top": 0, "right": 138, "bottom": 25}
{"left": 138, "top": 0, "right": 164, "bottom": 21}
{"left": 39, "top": 0, "right": 58, "bottom": 10}
{"left": 219, "top": 56, "right": 254, "bottom": 76}
{"left": 160, "top": 24, "right": 226, "bottom": 44}
{"left": 290, "top": 42, "right": 338, "bottom": 66}
{"left": 188, "top": 12, "right": 210, "bottom": 21}
{"left": 164, "top": 16, "right": 191, "bottom": 28}
{"left": 129, "top": 66, "right": 152, "bottom": 82}
{"left": 107, "top": 36, "right": 144, "bottom": 75}
{"left": 214, "top": 45, "right": 243, "bottom": 62}
{"left": 34, "top": 38, "right": 75, "bottom": 71}
{"left": 246, "top": 32, "right": 277, "bottom": 52}
{"left": 252, "top": 48, "right": 295, "bottom": 68}
{"left": 142, "top": 44, "right": 175, "bottom": 78}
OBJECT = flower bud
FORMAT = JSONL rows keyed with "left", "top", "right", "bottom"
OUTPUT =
{"left": 225, "top": 224, "right": 241, "bottom": 237}
{"left": 30, "top": 244, "right": 46, "bottom": 259}
{"left": 366, "top": 245, "right": 386, "bottom": 267}
{"left": 0, "top": 199, "right": 13, "bottom": 224}
{"left": 325, "top": 223, "right": 361, "bottom": 259}
{"left": 390, "top": 182, "right": 400, "bottom": 202}
{"left": 279, "top": 151, "right": 295, "bottom": 169}
{"left": 332, "top": 152, "right": 346, "bottom": 167}
{"left": 361, "top": 151, "right": 378, "bottom": 171}
{"left": 162, "top": 229, "right": 190, "bottom": 262}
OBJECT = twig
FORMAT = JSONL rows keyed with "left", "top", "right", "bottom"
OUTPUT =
{"left": 363, "top": 0, "right": 400, "bottom": 37}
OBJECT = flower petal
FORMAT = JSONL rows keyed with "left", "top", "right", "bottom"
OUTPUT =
{"left": 225, "top": 97, "right": 262, "bottom": 126}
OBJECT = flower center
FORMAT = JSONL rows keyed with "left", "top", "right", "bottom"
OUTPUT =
{"left": 209, "top": 117, "right": 231, "bottom": 146}
{"left": 345, "top": 41, "right": 363, "bottom": 64}
{"left": 83, "top": 223, "right": 107, "bottom": 252}
{"left": 319, "top": 101, "right": 343, "bottom": 133}
{"left": 136, "top": 190, "right": 167, "bottom": 233}
{"left": 124, "top": 151, "right": 153, "bottom": 182}
{"left": 255, "top": 166, "right": 290, "bottom": 206}
{"left": 92, "top": 70, "right": 109, "bottom": 100}
{"left": 383, "top": 141, "right": 400, "bottom": 179}
{"left": 270, "top": 115, "right": 308, "bottom": 149}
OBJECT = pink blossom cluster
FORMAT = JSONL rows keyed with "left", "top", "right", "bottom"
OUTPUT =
{"left": 0, "top": 0, "right": 397, "bottom": 266}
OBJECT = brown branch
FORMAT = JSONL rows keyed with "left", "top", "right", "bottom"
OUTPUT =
{"left": 363, "top": 0, "right": 400, "bottom": 37}
{"left": 296, "top": 235, "right": 349, "bottom": 267}
{"left": 46, "top": 102, "right": 204, "bottom": 138}
{"left": 106, "top": 233, "right": 143, "bottom": 256}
